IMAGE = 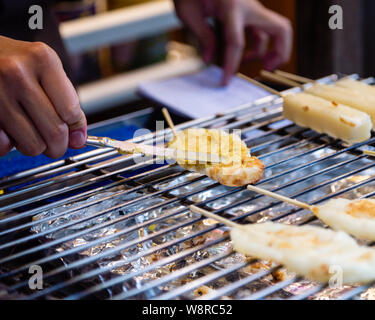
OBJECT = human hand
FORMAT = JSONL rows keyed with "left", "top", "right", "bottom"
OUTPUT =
{"left": 173, "top": 0, "right": 293, "bottom": 85}
{"left": 0, "top": 36, "right": 87, "bottom": 158}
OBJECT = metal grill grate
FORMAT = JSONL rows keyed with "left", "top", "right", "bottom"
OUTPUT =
{"left": 1, "top": 74, "right": 375, "bottom": 300}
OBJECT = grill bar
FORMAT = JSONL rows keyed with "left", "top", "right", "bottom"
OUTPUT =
{"left": 154, "top": 260, "right": 253, "bottom": 300}
{"left": 196, "top": 267, "right": 281, "bottom": 300}
{"left": 29, "top": 237, "right": 228, "bottom": 300}
{"left": 0, "top": 170, "right": 187, "bottom": 237}
{"left": 111, "top": 251, "right": 236, "bottom": 300}
{"left": 241, "top": 276, "right": 302, "bottom": 300}
{"left": 288, "top": 284, "right": 327, "bottom": 300}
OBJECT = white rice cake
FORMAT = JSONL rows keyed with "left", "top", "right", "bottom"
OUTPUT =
{"left": 313, "top": 198, "right": 375, "bottom": 241}
{"left": 335, "top": 78, "right": 375, "bottom": 97}
{"left": 231, "top": 222, "right": 375, "bottom": 284}
{"left": 168, "top": 128, "right": 264, "bottom": 187}
{"left": 306, "top": 83, "right": 375, "bottom": 129}
{"left": 283, "top": 92, "right": 372, "bottom": 144}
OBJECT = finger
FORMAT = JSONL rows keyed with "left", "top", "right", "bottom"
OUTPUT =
{"left": 243, "top": 28, "right": 269, "bottom": 62}
{"left": 40, "top": 69, "right": 86, "bottom": 149}
{"left": 175, "top": 2, "right": 216, "bottom": 63}
{"left": 263, "top": 26, "right": 293, "bottom": 71}
{"left": 0, "top": 99, "right": 46, "bottom": 157}
{"left": 30, "top": 42, "right": 87, "bottom": 149}
{"left": 248, "top": 10, "right": 293, "bottom": 71}
{"left": 18, "top": 80, "right": 69, "bottom": 159}
{"left": 0, "top": 129, "right": 13, "bottom": 156}
{"left": 222, "top": 10, "right": 245, "bottom": 85}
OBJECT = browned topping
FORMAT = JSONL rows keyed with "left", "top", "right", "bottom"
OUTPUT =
{"left": 320, "top": 264, "right": 329, "bottom": 274}
{"left": 346, "top": 200, "right": 375, "bottom": 218}
{"left": 272, "top": 269, "right": 285, "bottom": 282}
{"left": 194, "top": 286, "right": 212, "bottom": 297}
{"left": 302, "top": 106, "right": 310, "bottom": 112}
{"left": 340, "top": 117, "right": 356, "bottom": 128}
{"left": 358, "top": 252, "right": 373, "bottom": 261}
{"left": 244, "top": 261, "right": 273, "bottom": 274}
{"left": 278, "top": 241, "right": 293, "bottom": 249}
{"left": 150, "top": 254, "right": 160, "bottom": 262}
{"left": 332, "top": 101, "right": 338, "bottom": 107}
{"left": 251, "top": 261, "right": 272, "bottom": 269}
{"left": 310, "top": 264, "right": 330, "bottom": 278}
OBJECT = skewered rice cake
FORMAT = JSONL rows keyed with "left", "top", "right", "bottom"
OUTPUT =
{"left": 168, "top": 128, "right": 264, "bottom": 187}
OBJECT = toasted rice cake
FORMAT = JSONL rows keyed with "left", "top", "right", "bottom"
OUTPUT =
{"left": 231, "top": 222, "right": 375, "bottom": 284}
{"left": 313, "top": 198, "right": 375, "bottom": 241}
{"left": 283, "top": 92, "right": 372, "bottom": 144}
{"left": 306, "top": 83, "right": 375, "bottom": 129}
{"left": 168, "top": 128, "right": 264, "bottom": 187}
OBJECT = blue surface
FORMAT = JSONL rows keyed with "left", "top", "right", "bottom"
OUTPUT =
{"left": 0, "top": 124, "right": 141, "bottom": 178}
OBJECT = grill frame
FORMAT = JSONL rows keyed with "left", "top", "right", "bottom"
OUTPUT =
{"left": 1, "top": 74, "right": 375, "bottom": 300}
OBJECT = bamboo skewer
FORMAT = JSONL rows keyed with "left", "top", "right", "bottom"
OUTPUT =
{"left": 237, "top": 73, "right": 283, "bottom": 97}
{"left": 274, "top": 70, "right": 314, "bottom": 84}
{"left": 364, "top": 150, "right": 375, "bottom": 157}
{"left": 260, "top": 70, "right": 302, "bottom": 88}
{"left": 191, "top": 186, "right": 313, "bottom": 230}
{"left": 190, "top": 205, "right": 240, "bottom": 229}
{"left": 162, "top": 107, "right": 177, "bottom": 137}
{"left": 247, "top": 185, "right": 312, "bottom": 211}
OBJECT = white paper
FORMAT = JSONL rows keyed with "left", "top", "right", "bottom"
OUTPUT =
{"left": 138, "top": 66, "right": 270, "bottom": 119}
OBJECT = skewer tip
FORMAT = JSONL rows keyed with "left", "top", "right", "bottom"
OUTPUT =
{"left": 162, "top": 107, "right": 177, "bottom": 137}
{"left": 247, "top": 185, "right": 312, "bottom": 211}
{"left": 237, "top": 73, "right": 283, "bottom": 97}
{"left": 364, "top": 150, "right": 375, "bottom": 157}
{"left": 190, "top": 205, "right": 239, "bottom": 228}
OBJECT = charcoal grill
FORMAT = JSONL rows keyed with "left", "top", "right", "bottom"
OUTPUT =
{"left": 1, "top": 74, "right": 375, "bottom": 300}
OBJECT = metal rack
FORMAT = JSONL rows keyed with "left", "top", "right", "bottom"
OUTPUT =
{"left": 1, "top": 74, "right": 375, "bottom": 300}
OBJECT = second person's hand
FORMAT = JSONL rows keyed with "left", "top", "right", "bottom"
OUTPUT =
{"left": 173, "top": 0, "right": 293, "bottom": 85}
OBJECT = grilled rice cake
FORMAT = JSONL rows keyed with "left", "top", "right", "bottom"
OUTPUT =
{"left": 335, "top": 78, "right": 375, "bottom": 97}
{"left": 168, "top": 128, "right": 264, "bottom": 187}
{"left": 313, "top": 198, "right": 375, "bottom": 241}
{"left": 283, "top": 92, "right": 372, "bottom": 144}
{"left": 306, "top": 83, "right": 375, "bottom": 129}
{"left": 231, "top": 222, "right": 375, "bottom": 284}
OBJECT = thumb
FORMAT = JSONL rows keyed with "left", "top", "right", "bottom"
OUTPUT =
{"left": 66, "top": 108, "right": 87, "bottom": 150}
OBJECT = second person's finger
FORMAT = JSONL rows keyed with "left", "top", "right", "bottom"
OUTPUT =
{"left": 222, "top": 9, "right": 245, "bottom": 85}
{"left": 177, "top": 3, "right": 216, "bottom": 63}
{"left": 244, "top": 27, "right": 269, "bottom": 62}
